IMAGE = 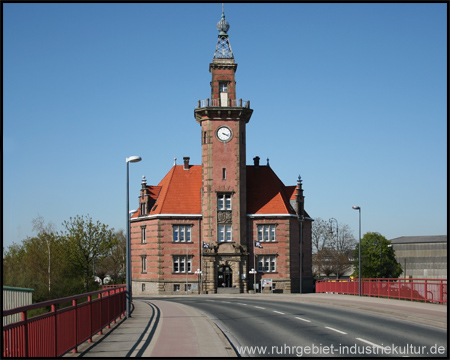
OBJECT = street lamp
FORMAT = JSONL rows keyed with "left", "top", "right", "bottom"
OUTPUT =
{"left": 329, "top": 218, "right": 339, "bottom": 279}
{"left": 195, "top": 269, "right": 203, "bottom": 294}
{"left": 352, "top": 206, "right": 361, "bottom": 296}
{"left": 126, "top": 156, "right": 142, "bottom": 318}
{"left": 249, "top": 268, "right": 257, "bottom": 293}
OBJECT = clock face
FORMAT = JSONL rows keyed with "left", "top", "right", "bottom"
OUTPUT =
{"left": 217, "top": 126, "right": 232, "bottom": 142}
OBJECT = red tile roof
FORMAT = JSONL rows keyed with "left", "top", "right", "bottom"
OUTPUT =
{"left": 150, "top": 165, "right": 202, "bottom": 215}
{"left": 246, "top": 166, "right": 296, "bottom": 215}
{"left": 133, "top": 165, "right": 303, "bottom": 217}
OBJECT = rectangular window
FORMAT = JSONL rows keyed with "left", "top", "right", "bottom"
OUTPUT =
{"left": 185, "top": 284, "right": 192, "bottom": 291}
{"left": 173, "top": 255, "right": 193, "bottom": 273}
{"left": 257, "top": 255, "right": 276, "bottom": 273}
{"left": 140, "top": 202, "right": 146, "bottom": 215}
{"left": 141, "top": 226, "right": 146, "bottom": 244}
{"left": 219, "top": 82, "right": 227, "bottom": 93}
{"left": 141, "top": 256, "right": 147, "bottom": 273}
{"left": 218, "top": 193, "right": 232, "bottom": 210}
{"left": 257, "top": 225, "right": 276, "bottom": 242}
{"left": 222, "top": 168, "right": 226, "bottom": 180}
{"left": 174, "top": 284, "right": 180, "bottom": 292}
{"left": 218, "top": 225, "right": 232, "bottom": 242}
{"left": 173, "top": 225, "right": 192, "bottom": 242}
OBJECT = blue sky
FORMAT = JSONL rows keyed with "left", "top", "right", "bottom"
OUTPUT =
{"left": 3, "top": 3, "right": 447, "bottom": 250}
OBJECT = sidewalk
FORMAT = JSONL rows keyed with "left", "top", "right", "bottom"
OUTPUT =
{"left": 64, "top": 299, "right": 235, "bottom": 357}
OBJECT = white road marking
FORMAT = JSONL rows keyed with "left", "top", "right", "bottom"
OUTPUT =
{"left": 222, "top": 301, "right": 231, "bottom": 303}
{"left": 273, "top": 311, "right": 285, "bottom": 314}
{"left": 295, "top": 317, "right": 311, "bottom": 322}
{"left": 356, "top": 338, "right": 385, "bottom": 349}
{"left": 254, "top": 306, "right": 265, "bottom": 309}
{"left": 237, "top": 303, "right": 247, "bottom": 305}
{"left": 325, "top": 326, "right": 347, "bottom": 335}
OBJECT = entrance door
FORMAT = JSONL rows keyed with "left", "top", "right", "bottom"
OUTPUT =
{"left": 217, "top": 265, "right": 232, "bottom": 288}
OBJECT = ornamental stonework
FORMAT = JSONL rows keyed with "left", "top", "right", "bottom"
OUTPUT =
{"left": 217, "top": 210, "right": 232, "bottom": 224}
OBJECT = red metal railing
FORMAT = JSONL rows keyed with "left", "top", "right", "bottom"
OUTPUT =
{"left": 315, "top": 278, "right": 447, "bottom": 305}
{"left": 2, "top": 285, "right": 126, "bottom": 357}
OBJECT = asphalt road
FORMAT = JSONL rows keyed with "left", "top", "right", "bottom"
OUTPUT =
{"left": 159, "top": 297, "right": 447, "bottom": 357}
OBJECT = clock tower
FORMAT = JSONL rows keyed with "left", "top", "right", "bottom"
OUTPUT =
{"left": 195, "top": 9, "right": 253, "bottom": 293}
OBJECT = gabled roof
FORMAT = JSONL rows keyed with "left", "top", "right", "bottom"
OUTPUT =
{"left": 133, "top": 164, "right": 305, "bottom": 218}
{"left": 246, "top": 166, "right": 296, "bottom": 215}
{"left": 132, "top": 165, "right": 202, "bottom": 218}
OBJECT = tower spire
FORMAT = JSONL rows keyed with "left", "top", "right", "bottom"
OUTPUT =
{"left": 213, "top": 4, "right": 233, "bottom": 59}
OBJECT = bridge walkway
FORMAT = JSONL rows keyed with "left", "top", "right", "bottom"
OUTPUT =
{"left": 64, "top": 293, "right": 446, "bottom": 357}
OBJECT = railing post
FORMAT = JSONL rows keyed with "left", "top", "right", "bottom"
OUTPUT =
{"left": 440, "top": 280, "right": 444, "bottom": 305}
{"left": 207, "top": 98, "right": 209, "bottom": 106}
{"left": 72, "top": 299, "right": 77, "bottom": 353}
{"left": 98, "top": 292, "right": 103, "bottom": 335}
{"left": 52, "top": 304, "right": 57, "bottom": 356}
{"left": 425, "top": 279, "right": 428, "bottom": 303}
{"left": 88, "top": 295, "right": 93, "bottom": 343}
{"left": 107, "top": 290, "right": 111, "bottom": 329}
{"left": 21, "top": 310, "right": 28, "bottom": 358}
{"left": 410, "top": 278, "right": 413, "bottom": 301}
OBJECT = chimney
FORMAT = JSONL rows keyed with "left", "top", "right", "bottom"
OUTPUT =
{"left": 183, "top": 157, "right": 190, "bottom": 170}
{"left": 253, "top": 156, "right": 260, "bottom": 168}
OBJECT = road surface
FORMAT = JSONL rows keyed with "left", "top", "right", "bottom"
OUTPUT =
{"left": 158, "top": 296, "right": 447, "bottom": 357}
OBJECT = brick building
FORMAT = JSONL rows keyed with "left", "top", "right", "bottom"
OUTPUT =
{"left": 130, "top": 10, "right": 313, "bottom": 295}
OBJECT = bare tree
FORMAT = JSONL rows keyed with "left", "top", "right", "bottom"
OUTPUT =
{"left": 312, "top": 218, "right": 356, "bottom": 279}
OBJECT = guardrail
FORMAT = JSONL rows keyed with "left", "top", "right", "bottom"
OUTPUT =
{"left": 197, "top": 98, "right": 250, "bottom": 108}
{"left": 2, "top": 285, "right": 126, "bottom": 357}
{"left": 315, "top": 278, "right": 447, "bottom": 305}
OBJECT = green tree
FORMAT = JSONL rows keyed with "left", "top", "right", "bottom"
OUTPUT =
{"left": 3, "top": 216, "right": 84, "bottom": 303}
{"left": 353, "top": 232, "right": 402, "bottom": 278}
{"left": 96, "top": 229, "right": 126, "bottom": 285}
{"left": 60, "top": 215, "right": 118, "bottom": 291}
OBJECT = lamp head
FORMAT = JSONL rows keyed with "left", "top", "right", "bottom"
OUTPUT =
{"left": 126, "top": 156, "right": 142, "bottom": 163}
{"left": 352, "top": 206, "right": 360, "bottom": 210}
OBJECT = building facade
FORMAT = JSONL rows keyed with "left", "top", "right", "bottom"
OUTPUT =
{"left": 3, "top": 286, "right": 34, "bottom": 326}
{"left": 389, "top": 235, "right": 447, "bottom": 279}
{"left": 131, "top": 11, "right": 313, "bottom": 295}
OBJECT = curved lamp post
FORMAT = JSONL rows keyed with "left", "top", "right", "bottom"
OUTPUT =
{"left": 352, "top": 206, "right": 361, "bottom": 296}
{"left": 126, "top": 156, "right": 142, "bottom": 318}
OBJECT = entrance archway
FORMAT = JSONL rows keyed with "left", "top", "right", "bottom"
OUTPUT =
{"left": 217, "top": 265, "right": 232, "bottom": 288}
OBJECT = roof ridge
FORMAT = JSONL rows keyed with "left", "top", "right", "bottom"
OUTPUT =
{"left": 154, "top": 165, "right": 178, "bottom": 214}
